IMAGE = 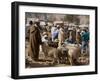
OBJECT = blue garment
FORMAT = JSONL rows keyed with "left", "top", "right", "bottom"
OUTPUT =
{"left": 52, "top": 29, "right": 59, "bottom": 40}
{"left": 81, "top": 32, "right": 89, "bottom": 42}
{"left": 81, "top": 32, "right": 89, "bottom": 52}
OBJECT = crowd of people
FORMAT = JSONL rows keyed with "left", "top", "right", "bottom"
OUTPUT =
{"left": 26, "top": 19, "right": 89, "bottom": 63}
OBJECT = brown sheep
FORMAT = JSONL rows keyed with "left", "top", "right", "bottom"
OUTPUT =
{"left": 65, "top": 44, "right": 81, "bottom": 65}
{"left": 41, "top": 42, "right": 59, "bottom": 64}
{"left": 41, "top": 42, "right": 68, "bottom": 64}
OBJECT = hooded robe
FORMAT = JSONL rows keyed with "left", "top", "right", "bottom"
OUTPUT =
{"left": 28, "top": 24, "right": 42, "bottom": 61}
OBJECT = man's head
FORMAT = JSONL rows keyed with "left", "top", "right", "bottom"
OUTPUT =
{"left": 29, "top": 20, "right": 33, "bottom": 26}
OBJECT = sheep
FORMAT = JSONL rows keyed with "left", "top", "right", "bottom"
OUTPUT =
{"left": 41, "top": 42, "right": 68, "bottom": 65}
{"left": 65, "top": 44, "right": 81, "bottom": 65}
{"left": 57, "top": 46, "right": 69, "bottom": 64}
{"left": 41, "top": 42, "right": 59, "bottom": 64}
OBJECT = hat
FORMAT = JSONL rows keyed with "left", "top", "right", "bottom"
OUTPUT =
{"left": 43, "top": 32, "right": 48, "bottom": 36}
{"left": 54, "top": 39, "right": 59, "bottom": 42}
{"left": 34, "top": 18, "right": 40, "bottom": 22}
{"left": 68, "top": 27, "right": 73, "bottom": 31}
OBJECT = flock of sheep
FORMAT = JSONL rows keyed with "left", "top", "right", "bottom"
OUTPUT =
{"left": 25, "top": 41, "right": 89, "bottom": 68}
